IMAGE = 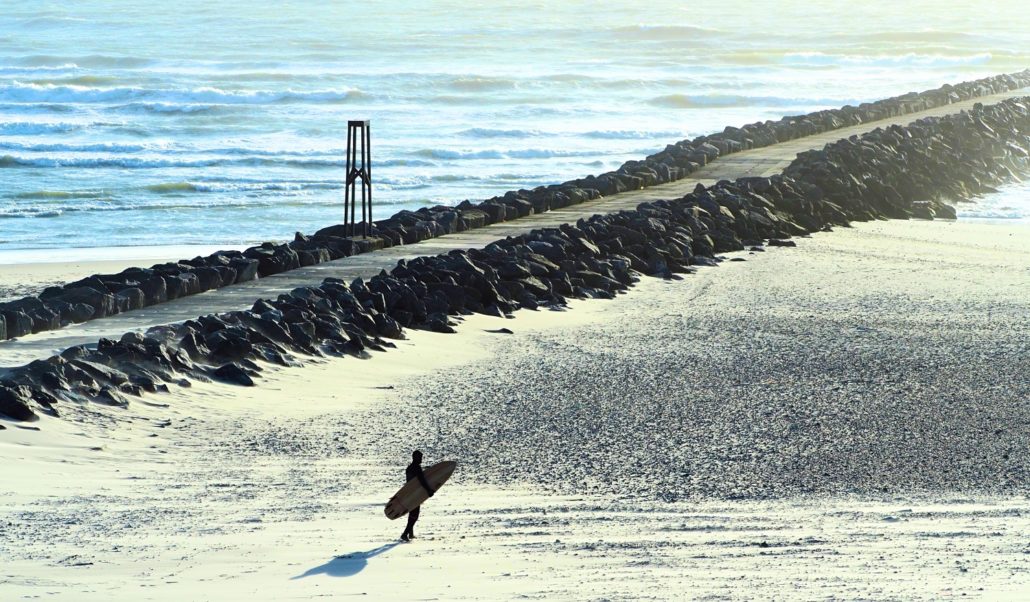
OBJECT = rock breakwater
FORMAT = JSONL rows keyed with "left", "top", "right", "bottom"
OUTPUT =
{"left": 1, "top": 71, "right": 1027, "bottom": 342}
{"left": 1, "top": 95, "right": 1027, "bottom": 422}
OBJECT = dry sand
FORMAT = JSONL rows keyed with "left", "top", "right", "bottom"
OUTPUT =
{"left": 2, "top": 219, "right": 1029, "bottom": 600}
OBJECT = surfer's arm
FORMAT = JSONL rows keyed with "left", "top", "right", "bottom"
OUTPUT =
{"left": 416, "top": 468, "right": 435, "bottom": 496}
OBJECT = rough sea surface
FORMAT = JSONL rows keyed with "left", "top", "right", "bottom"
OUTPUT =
{"left": 1, "top": 0, "right": 1029, "bottom": 252}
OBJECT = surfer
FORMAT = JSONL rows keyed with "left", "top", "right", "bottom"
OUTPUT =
{"left": 401, "top": 450, "right": 435, "bottom": 541}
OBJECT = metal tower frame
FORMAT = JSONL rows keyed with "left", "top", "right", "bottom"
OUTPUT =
{"left": 344, "top": 120, "right": 372, "bottom": 237}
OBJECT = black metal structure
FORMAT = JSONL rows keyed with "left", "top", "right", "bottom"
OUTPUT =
{"left": 344, "top": 120, "right": 372, "bottom": 237}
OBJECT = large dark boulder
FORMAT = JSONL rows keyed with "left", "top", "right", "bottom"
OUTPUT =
{"left": 0, "top": 298, "right": 58, "bottom": 334}
{"left": 297, "top": 248, "right": 331, "bottom": 266}
{"left": 519, "top": 276, "right": 550, "bottom": 297}
{"left": 1, "top": 310, "right": 33, "bottom": 338}
{"left": 0, "top": 385, "right": 38, "bottom": 421}
{"left": 28, "top": 305, "right": 60, "bottom": 333}
{"left": 245, "top": 244, "right": 301, "bottom": 277}
{"left": 312, "top": 224, "right": 353, "bottom": 239}
{"left": 138, "top": 275, "right": 168, "bottom": 305}
{"left": 498, "top": 261, "right": 532, "bottom": 280}
{"left": 96, "top": 386, "right": 129, "bottom": 408}
{"left": 525, "top": 241, "right": 565, "bottom": 262}
{"left": 230, "top": 258, "right": 260, "bottom": 283}
{"left": 435, "top": 211, "right": 462, "bottom": 233}
{"left": 910, "top": 201, "right": 936, "bottom": 220}
{"left": 163, "top": 272, "right": 201, "bottom": 300}
{"left": 212, "top": 266, "right": 238, "bottom": 287}
{"left": 205, "top": 327, "right": 254, "bottom": 360}
{"left": 213, "top": 362, "right": 256, "bottom": 386}
{"left": 65, "top": 275, "right": 112, "bottom": 294}
{"left": 115, "top": 288, "right": 147, "bottom": 312}
{"left": 177, "top": 331, "right": 208, "bottom": 359}
{"left": 934, "top": 202, "right": 957, "bottom": 219}
{"left": 53, "top": 286, "right": 118, "bottom": 319}
{"left": 193, "top": 267, "right": 224, "bottom": 291}
{"left": 373, "top": 313, "right": 404, "bottom": 339}
{"left": 70, "top": 359, "right": 131, "bottom": 386}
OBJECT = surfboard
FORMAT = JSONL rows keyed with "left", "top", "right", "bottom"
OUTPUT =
{"left": 384, "top": 461, "right": 456, "bottom": 520}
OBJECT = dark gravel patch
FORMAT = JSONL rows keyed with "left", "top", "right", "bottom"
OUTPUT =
{"left": 355, "top": 231, "right": 1030, "bottom": 501}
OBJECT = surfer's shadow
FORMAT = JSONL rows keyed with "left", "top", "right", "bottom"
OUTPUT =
{"left": 293, "top": 543, "right": 400, "bottom": 579}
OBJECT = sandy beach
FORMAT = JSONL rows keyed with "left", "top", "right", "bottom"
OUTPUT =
{"left": 4, "top": 4, "right": 1029, "bottom": 600}
{"left": 2, "top": 218, "right": 1028, "bottom": 600}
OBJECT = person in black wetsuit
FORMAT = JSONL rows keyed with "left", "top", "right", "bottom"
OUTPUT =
{"left": 401, "top": 450, "right": 434, "bottom": 541}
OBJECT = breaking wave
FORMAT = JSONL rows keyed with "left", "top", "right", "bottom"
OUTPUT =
{"left": 0, "top": 82, "right": 371, "bottom": 105}
{"left": 457, "top": 128, "right": 686, "bottom": 140}
{"left": 0, "top": 121, "right": 92, "bottom": 135}
{"left": 0, "top": 193, "right": 416, "bottom": 220}
{"left": 0, "top": 140, "right": 345, "bottom": 157}
{"left": 411, "top": 148, "right": 605, "bottom": 160}
{"left": 458, "top": 128, "right": 546, "bottom": 138}
{"left": 0, "top": 154, "right": 345, "bottom": 169}
{"left": 143, "top": 181, "right": 341, "bottom": 194}
{"left": 782, "top": 52, "right": 995, "bottom": 68}
{"left": 608, "top": 25, "right": 724, "bottom": 41}
{"left": 648, "top": 93, "right": 848, "bottom": 109}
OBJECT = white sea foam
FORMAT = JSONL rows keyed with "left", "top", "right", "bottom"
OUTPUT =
{"left": 0, "top": 192, "right": 419, "bottom": 220}
{"left": 457, "top": 128, "right": 546, "bottom": 138}
{"left": 0, "top": 121, "right": 92, "bottom": 135}
{"left": 648, "top": 93, "right": 852, "bottom": 109}
{"left": 410, "top": 148, "right": 611, "bottom": 160}
{"left": 956, "top": 181, "right": 1030, "bottom": 222}
{"left": 143, "top": 181, "right": 342, "bottom": 194}
{"left": 0, "top": 154, "right": 345, "bottom": 169}
{"left": 0, "top": 140, "right": 345, "bottom": 157}
{"left": 0, "top": 82, "right": 369, "bottom": 105}
{"left": 608, "top": 24, "right": 725, "bottom": 41}
{"left": 782, "top": 52, "right": 996, "bottom": 68}
{"left": 457, "top": 128, "right": 688, "bottom": 140}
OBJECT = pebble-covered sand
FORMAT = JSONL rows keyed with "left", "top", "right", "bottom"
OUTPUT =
{"left": 358, "top": 220, "right": 1030, "bottom": 500}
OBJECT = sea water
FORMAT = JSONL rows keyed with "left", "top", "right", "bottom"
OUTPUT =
{"left": 1, "top": 0, "right": 1028, "bottom": 252}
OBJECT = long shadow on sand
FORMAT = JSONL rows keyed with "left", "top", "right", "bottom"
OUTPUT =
{"left": 293, "top": 542, "right": 401, "bottom": 579}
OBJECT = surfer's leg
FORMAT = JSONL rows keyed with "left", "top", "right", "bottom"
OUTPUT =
{"left": 405, "top": 506, "right": 420, "bottom": 539}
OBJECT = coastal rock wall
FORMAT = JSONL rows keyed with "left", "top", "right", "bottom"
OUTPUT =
{"left": 1, "top": 96, "right": 1027, "bottom": 422}
{"left": 1, "top": 71, "right": 1028, "bottom": 342}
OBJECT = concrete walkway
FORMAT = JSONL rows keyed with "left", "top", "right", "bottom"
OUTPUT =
{"left": 1, "top": 88, "right": 1025, "bottom": 367}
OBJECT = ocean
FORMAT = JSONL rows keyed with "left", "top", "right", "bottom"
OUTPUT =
{"left": 1, "top": 0, "right": 1028, "bottom": 253}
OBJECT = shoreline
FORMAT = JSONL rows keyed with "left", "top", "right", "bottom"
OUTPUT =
{"left": 1, "top": 93, "right": 1027, "bottom": 389}
{"left": 1, "top": 76, "right": 1027, "bottom": 347}
{"left": 4, "top": 90, "right": 1028, "bottom": 417}
{"left": 3, "top": 218, "right": 1029, "bottom": 599}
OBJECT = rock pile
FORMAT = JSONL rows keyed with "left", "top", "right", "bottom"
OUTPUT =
{"left": 1, "top": 96, "right": 1028, "bottom": 422}
{"left": 2, "top": 71, "right": 1028, "bottom": 342}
